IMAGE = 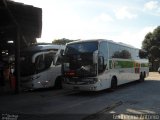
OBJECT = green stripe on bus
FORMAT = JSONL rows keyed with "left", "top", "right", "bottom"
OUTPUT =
{"left": 109, "top": 60, "right": 134, "bottom": 69}
{"left": 141, "top": 63, "right": 149, "bottom": 67}
{"left": 109, "top": 60, "right": 149, "bottom": 69}
{"left": 117, "top": 61, "right": 134, "bottom": 68}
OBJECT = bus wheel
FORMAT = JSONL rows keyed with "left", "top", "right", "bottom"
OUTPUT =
{"left": 110, "top": 77, "right": 117, "bottom": 91}
{"left": 54, "top": 77, "right": 62, "bottom": 89}
{"left": 143, "top": 72, "right": 146, "bottom": 78}
{"left": 139, "top": 73, "right": 144, "bottom": 82}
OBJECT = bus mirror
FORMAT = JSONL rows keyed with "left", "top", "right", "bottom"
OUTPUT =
{"left": 98, "top": 56, "right": 105, "bottom": 71}
{"left": 54, "top": 49, "right": 63, "bottom": 65}
{"left": 93, "top": 50, "right": 98, "bottom": 64}
{"left": 60, "top": 50, "right": 64, "bottom": 56}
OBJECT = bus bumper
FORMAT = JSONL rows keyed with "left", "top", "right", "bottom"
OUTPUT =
{"left": 62, "top": 83, "right": 102, "bottom": 91}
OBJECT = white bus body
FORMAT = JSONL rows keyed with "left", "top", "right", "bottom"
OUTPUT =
{"left": 62, "top": 39, "right": 149, "bottom": 91}
{"left": 20, "top": 44, "right": 65, "bottom": 90}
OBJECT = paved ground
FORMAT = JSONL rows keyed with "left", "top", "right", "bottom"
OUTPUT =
{"left": 85, "top": 72, "right": 160, "bottom": 120}
{"left": 0, "top": 72, "right": 160, "bottom": 120}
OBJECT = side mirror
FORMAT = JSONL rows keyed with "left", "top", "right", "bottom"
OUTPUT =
{"left": 54, "top": 52, "right": 67, "bottom": 65}
{"left": 60, "top": 49, "right": 64, "bottom": 56}
{"left": 54, "top": 49, "right": 64, "bottom": 65}
{"left": 93, "top": 50, "right": 98, "bottom": 64}
{"left": 98, "top": 56, "right": 105, "bottom": 71}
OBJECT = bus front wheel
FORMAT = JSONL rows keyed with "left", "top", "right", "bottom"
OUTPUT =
{"left": 110, "top": 77, "right": 117, "bottom": 91}
{"left": 54, "top": 76, "right": 62, "bottom": 89}
{"left": 139, "top": 73, "right": 144, "bottom": 82}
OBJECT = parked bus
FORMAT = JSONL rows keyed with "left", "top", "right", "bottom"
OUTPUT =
{"left": 62, "top": 39, "right": 149, "bottom": 91}
{"left": 20, "top": 44, "right": 65, "bottom": 90}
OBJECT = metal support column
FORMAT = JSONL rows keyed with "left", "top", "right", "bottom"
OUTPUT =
{"left": 15, "top": 28, "right": 21, "bottom": 94}
{"left": 2, "top": 0, "right": 21, "bottom": 94}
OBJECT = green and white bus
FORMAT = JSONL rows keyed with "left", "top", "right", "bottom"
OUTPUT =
{"left": 62, "top": 39, "right": 149, "bottom": 91}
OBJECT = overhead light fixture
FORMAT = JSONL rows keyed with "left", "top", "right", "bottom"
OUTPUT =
{"left": 7, "top": 41, "right": 14, "bottom": 44}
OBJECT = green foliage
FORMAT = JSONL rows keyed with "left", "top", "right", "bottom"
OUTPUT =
{"left": 142, "top": 26, "right": 160, "bottom": 71}
{"left": 52, "top": 38, "right": 77, "bottom": 45}
{"left": 142, "top": 32, "right": 153, "bottom": 51}
{"left": 149, "top": 46, "right": 160, "bottom": 59}
{"left": 152, "top": 26, "right": 160, "bottom": 46}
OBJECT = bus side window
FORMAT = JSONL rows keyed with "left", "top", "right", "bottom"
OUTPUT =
{"left": 99, "top": 41, "right": 108, "bottom": 73}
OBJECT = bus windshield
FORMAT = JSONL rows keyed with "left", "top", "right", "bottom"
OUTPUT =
{"left": 20, "top": 51, "right": 55, "bottom": 77}
{"left": 63, "top": 41, "right": 98, "bottom": 77}
{"left": 20, "top": 52, "right": 36, "bottom": 77}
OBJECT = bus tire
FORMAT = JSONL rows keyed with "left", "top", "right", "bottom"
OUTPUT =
{"left": 54, "top": 76, "right": 62, "bottom": 89}
{"left": 139, "top": 72, "right": 144, "bottom": 82}
{"left": 143, "top": 72, "right": 146, "bottom": 78}
{"left": 110, "top": 77, "right": 117, "bottom": 91}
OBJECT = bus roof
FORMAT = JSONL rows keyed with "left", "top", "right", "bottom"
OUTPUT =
{"left": 21, "top": 44, "right": 65, "bottom": 53}
{"left": 66, "top": 39, "right": 138, "bottom": 50}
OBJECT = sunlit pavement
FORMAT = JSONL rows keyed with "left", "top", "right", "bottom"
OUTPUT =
{"left": 85, "top": 72, "right": 160, "bottom": 120}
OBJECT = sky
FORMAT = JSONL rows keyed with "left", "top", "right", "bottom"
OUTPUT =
{"left": 13, "top": 0, "right": 160, "bottom": 48}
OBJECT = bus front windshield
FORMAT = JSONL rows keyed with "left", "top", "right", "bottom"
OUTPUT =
{"left": 63, "top": 41, "right": 98, "bottom": 77}
{"left": 20, "top": 52, "right": 54, "bottom": 77}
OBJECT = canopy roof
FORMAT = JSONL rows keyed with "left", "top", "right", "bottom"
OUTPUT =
{"left": 0, "top": 0, "right": 42, "bottom": 53}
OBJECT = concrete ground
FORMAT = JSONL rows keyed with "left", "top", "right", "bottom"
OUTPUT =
{"left": 0, "top": 72, "right": 160, "bottom": 120}
{"left": 85, "top": 72, "right": 160, "bottom": 120}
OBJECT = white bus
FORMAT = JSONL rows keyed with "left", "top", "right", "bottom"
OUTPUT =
{"left": 62, "top": 39, "right": 149, "bottom": 91}
{"left": 20, "top": 44, "right": 65, "bottom": 90}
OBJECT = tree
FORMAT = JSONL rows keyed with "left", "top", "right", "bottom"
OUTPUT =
{"left": 150, "top": 46, "right": 160, "bottom": 59}
{"left": 52, "top": 38, "right": 77, "bottom": 45}
{"left": 142, "top": 32, "right": 153, "bottom": 52}
{"left": 152, "top": 26, "right": 160, "bottom": 46}
{"left": 142, "top": 26, "right": 160, "bottom": 71}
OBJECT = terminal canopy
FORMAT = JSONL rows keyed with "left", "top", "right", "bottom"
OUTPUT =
{"left": 0, "top": 0, "right": 42, "bottom": 55}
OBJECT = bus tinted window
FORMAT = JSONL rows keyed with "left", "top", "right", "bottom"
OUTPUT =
{"left": 20, "top": 55, "right": 36, "bottom": 77}
{"left": 109, "top": 43, "right": 132, "bottom": 59}
{"left": 99, "top": 41, "right": 108, "bottom": 72}
{"left": 99, "top": 41, "right": 108, "bottom": 60}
